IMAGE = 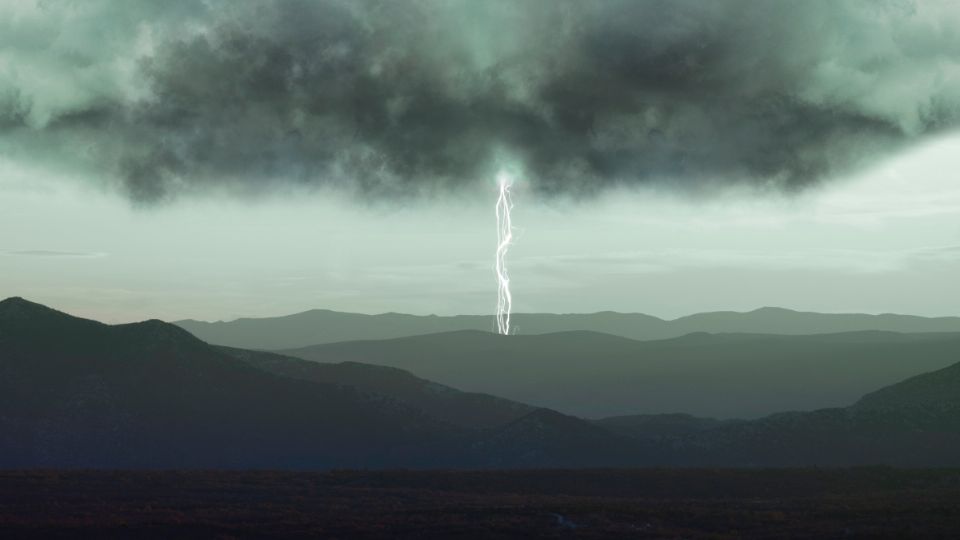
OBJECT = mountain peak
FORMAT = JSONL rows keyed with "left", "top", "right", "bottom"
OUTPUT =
{"left": 1, "top": 296, "right": 37, "bottom": 308}
{"left": 0, "top": 296, "right": 70, "bottom": 319}
{"left": 119, "top": 318, "right": 203, "bottom": 342}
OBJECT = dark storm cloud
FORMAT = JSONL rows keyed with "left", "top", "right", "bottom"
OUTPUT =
{"left": 2, "top": 0, "right": 959, "bottom": 202}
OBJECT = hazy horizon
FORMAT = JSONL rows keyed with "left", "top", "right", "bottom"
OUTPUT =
{"left": 5, "top": 134, "right": 960, "bottom": 324}
{"left": 7, "top": 293, "right": 960, "bottom": 327}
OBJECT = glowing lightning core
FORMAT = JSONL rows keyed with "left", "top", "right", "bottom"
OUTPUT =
{"left": 495, "top": 172, "right": 514, "bottom": 335}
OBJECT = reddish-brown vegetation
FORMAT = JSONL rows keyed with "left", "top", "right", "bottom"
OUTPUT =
{"left": 1, "top": 468, "right": 958, "bottom": 538}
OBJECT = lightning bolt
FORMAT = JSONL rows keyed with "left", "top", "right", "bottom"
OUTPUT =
{"left": 495, "top": 171, "right": 514, "bottom": 335}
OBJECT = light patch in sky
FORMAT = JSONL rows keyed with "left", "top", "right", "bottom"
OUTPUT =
{"left": 2, "top": 134, "right": 960, "bottom": 323}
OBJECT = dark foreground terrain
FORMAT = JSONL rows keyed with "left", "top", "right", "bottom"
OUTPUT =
{"left": 1, "top": 469, "right": 959, "bottom": 539}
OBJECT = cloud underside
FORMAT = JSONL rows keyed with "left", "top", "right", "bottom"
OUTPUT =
{"left": 2, "top": 0, "right": 959, "bottom": 203}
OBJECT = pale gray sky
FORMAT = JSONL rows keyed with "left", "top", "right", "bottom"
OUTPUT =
{"left": 3, "top": 133, "right": 960, "bottom": 323}
{"left": 4, "top": 1, "right": 960, "bottom": 323}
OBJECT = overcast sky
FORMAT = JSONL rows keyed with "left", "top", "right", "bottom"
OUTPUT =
{"left": 2, "top": 0, "right": 960, "bottom": 323}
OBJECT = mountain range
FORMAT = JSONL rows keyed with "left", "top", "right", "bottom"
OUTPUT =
{"left": 281, "top": 330, "right": 960, "bottom": 418}
{"left": 4, "top": 296, "right": 960, "bottom": 468}
{"left": 0, "top": 297, "right": 644, "bottom": 469}
{"left": 175, "top": 307, "right": 960, "bottom": 350}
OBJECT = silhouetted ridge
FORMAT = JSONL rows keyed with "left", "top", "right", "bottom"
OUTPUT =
{"left": 0, "top": 296, "right": 109, "bottom": 343}
{"left": 219, "top": 346, "right": 535, "bottom": 429}
{"left": 0, "top": 298, "right": 215, "bottom": 360}
{"left": 0, "top": 299, "right": 464, "bottom": 469}
{"left": 117, "top": 319, "right": 208, "bottom": 344}
{"left": 0, "top": 296, "right": 84, "bottom": 321}
{"left": 0, "top": 296, "right": 35, "bottom": 307}
{"left": 854, "top": 361, "right": 960, "bottom": 412}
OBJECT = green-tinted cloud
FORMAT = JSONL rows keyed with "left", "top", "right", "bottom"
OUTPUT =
{"left": 1, "top": 0, "right": 959, "bottom": 203}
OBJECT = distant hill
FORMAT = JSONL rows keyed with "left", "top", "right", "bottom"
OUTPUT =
{"left": 675, "top": 363, "right": 960, "bottom": 467}
{"left": 594, "top": 358, "right": 960, "bottom": 467}
{"left": 644, "top": 346, "right": 960, "bottom": 467}
{"left": 174, "top": 306, "right": 960, "bottom": 349}
{"left": 853, "top": 358, "right": 960, "bottom": 415}
{"left": 281, "top": 329, "right": 960, "bottom": 419}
